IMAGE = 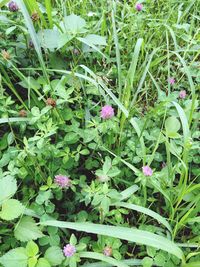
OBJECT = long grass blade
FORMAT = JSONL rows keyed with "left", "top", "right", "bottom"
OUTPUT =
{"left": 40, "top": 220, "right": 184, "bottom": 260}
{"left": 79, "top": 252, "right": 129, "bottom": 267}
{"left": 113, "top": 202, "right": 172, "bottom": 233}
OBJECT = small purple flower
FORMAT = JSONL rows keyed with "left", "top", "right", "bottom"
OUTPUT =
{"left": 135, "top": 3, "right": 143, "bottom": 11}
{"left": 169, "top": 77, "right": 175, "bottom": 85}
{"left": 103, "top": 246, "right": 112, "bottom": 257}
{"left": 179, "top": 90, "right": 186, "bottom": 99}
{"left": 142, "top": 166, "right": 153, "bottom": 176}
{"left": 8, "top": 1, "right": 19, "bottom": 12}
{"left": 63, "top": 244, "right": 76, "bottom": 257}
{"left": 54, "top": 175, "right": 71, "bottom": 188}
{"left": 100, "top": 105, "right": 114, "bottom": 120}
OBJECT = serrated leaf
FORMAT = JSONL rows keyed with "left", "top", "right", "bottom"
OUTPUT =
{"left": 0, "top": 199, "right": 24, "bottom": 220}
{"left": 0, "top": 176, "right": 17, "bottom": 204}
{"left": 14, "top": 217, "right": 44, "bottom": 242}
{"left": 44, "top": 246, "right": 64, "bottom": 266}
{"left": 0, "top": 248, "right": 28, "bottom": 267}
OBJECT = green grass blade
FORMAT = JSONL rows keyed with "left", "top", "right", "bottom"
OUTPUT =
{"left": 81, "top": 259, "right": 142, "bottom": 267}
{"left": 45, "top": 0, "right": 53, "bottom": 28}
{"left": 171, "top": 51, "right": 196, "bottom": 126}
{"left": 111, "top": 3, "right": 122, "bottom": 98}
{"left": 15, "top": 0, "right": 49, "bottom": 84}
{"left": 0, "top": 118, "right": 29, "bottom": 124}
{"left": 113, "top": 202, "right": 172, "bottom": 233}
{"left": 172, "top": 101, "right": 190, "bottom": 143}
{"left": 79, "top": 252, "right": 129, "bottom": 267}
{"left": 130, "top": 48, "right": 158, "bottom": 107}
{"left": 120, "top": 185, "right": 139, "bottom": 201}
{"left": 127, "top": 38, "right": 143, "bottom": 89}
{"left": 40, "top": 220, "right": 184, "bottom": 260}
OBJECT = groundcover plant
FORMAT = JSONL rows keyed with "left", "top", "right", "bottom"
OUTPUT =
{"left": 0, "top": 0, "right": 199, "bottom": 266}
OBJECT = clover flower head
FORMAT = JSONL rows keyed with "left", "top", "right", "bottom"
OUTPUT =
{"left": 169, "top": 77, "right": 175, "bottom": 85}
{"left": 63, "top": 244, "right": 76, "bottom": 257}
{"left": 179, "top": 90, "right": 186, "bottom": 99}
{"left": 54, "top": 175, "right": 71, "bottom": 188}
{"left": 135, "top": 3, "right": 143, "bottom": 11}
{"left": 103, "top": 246, "right": 112, "bottom": 257}
{"left": 142, "top": 166, "right": 153, "bottom": 176}
{"left": 8, "top": 1, "right": 19, "bottom": 12}
{"left": 100, "top": 105, "right": 114, "bottom": 120}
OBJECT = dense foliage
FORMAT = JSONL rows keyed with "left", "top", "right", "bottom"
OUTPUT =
{"left": 0, "top": 0, "right": 199, "bottom": 266}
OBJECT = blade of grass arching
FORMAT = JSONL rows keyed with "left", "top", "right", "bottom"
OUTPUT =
{"left": 113, "top": 202, "right": 172, "bottom": 233}
{"left": 111, "top": 2, "right": 122, "bottom": 99}
{"left": 172, "top": 102, "right": 190, "bottom": 207}
{"left": 10, "top": 63, "right": 43, "bottom": 99}
{"left": 15, "top": 0, "right": 49, "bottom": 84}
{"left": 179, "top": 0, "right": 196, "bottom": 22}
{"left": 0, "top": 65, "right": 27, "bottom": 109}
{"left": 81, "top": 259, "right": 143, "bottom": 267}
{"left": 119, "top": 38, "right": 143, "bottom": 147}
{"left": 79, "top": 252, "right": 129, "bottom": 267}
{"left": 76, "top": 37, "right": 108, "bottom": 59}
{"left": 127, "top": 38, "right": 143, "bottom": 90}
{"left": 0, "top": 117, "right": 29, "bottom": 124}
{"left": 131, "top": 48, "right": 158, "bottom": 107}
{"left": 172, "top": 101, "right": 190, "bottom": 143}
{"left": 164, "top": 24, "right": 178, "bottom": 51}
{"left": 101, "top": 146, "right": 140, "bottom": 176}
{"left": 40, "top": 220, "right": 184, "bottom": 261}
{"left": 120, "top": 185, "right": 139, "bottom": 200}
{"left": 171, "top": 51, "right": 196, "bottom": 126}
{"left": 166, "top": 31, "right": 171, "bottom": 94}
{"left": 45, "top": 0, "right": 53, "bottom": 28}
{"left": 148, "top": 71, "right": 165, "bottom": 97}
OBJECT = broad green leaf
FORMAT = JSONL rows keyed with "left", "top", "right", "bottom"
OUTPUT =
{"left": 81, "top": 34, "right": 107, "bottom": 46}
{"left": 0, "top": 176, "right": 17, "bottom": 204}
{"left": 0, "top": 199, "right": 24, "bottom": 220}
{"left": 14, "top": 216, "right": 44, "bottom": 242}
{"left": 165, "top": 116, "right": 181, "bottom": 138}
{"left": 37, "top": 29, "right": 61, "bottom": 50}
{"left": 113, "top": 202, "right": 172, "bottom": 233}
{"left": 44, "top": 246, "right": 64, "bottom": 266}
{"left": 26, "top": 241, "right": 39, "bottom": 257}
{"left": 79, "top": 252, "right": 129, "bottom": 267}
{"left": 28, "top": 257, "right": 37, "bottom": 267}
{"left": 36, "top": 258, "right": 51, "bottom": 267}
{"left": 0, "top": 248, "right": 28, "bottom": 267}
{"left": 60, "top": 14, "right": 86, "bottom": 34}
{"left": 40, "top": 220, "right": 184, "bottom": 260}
